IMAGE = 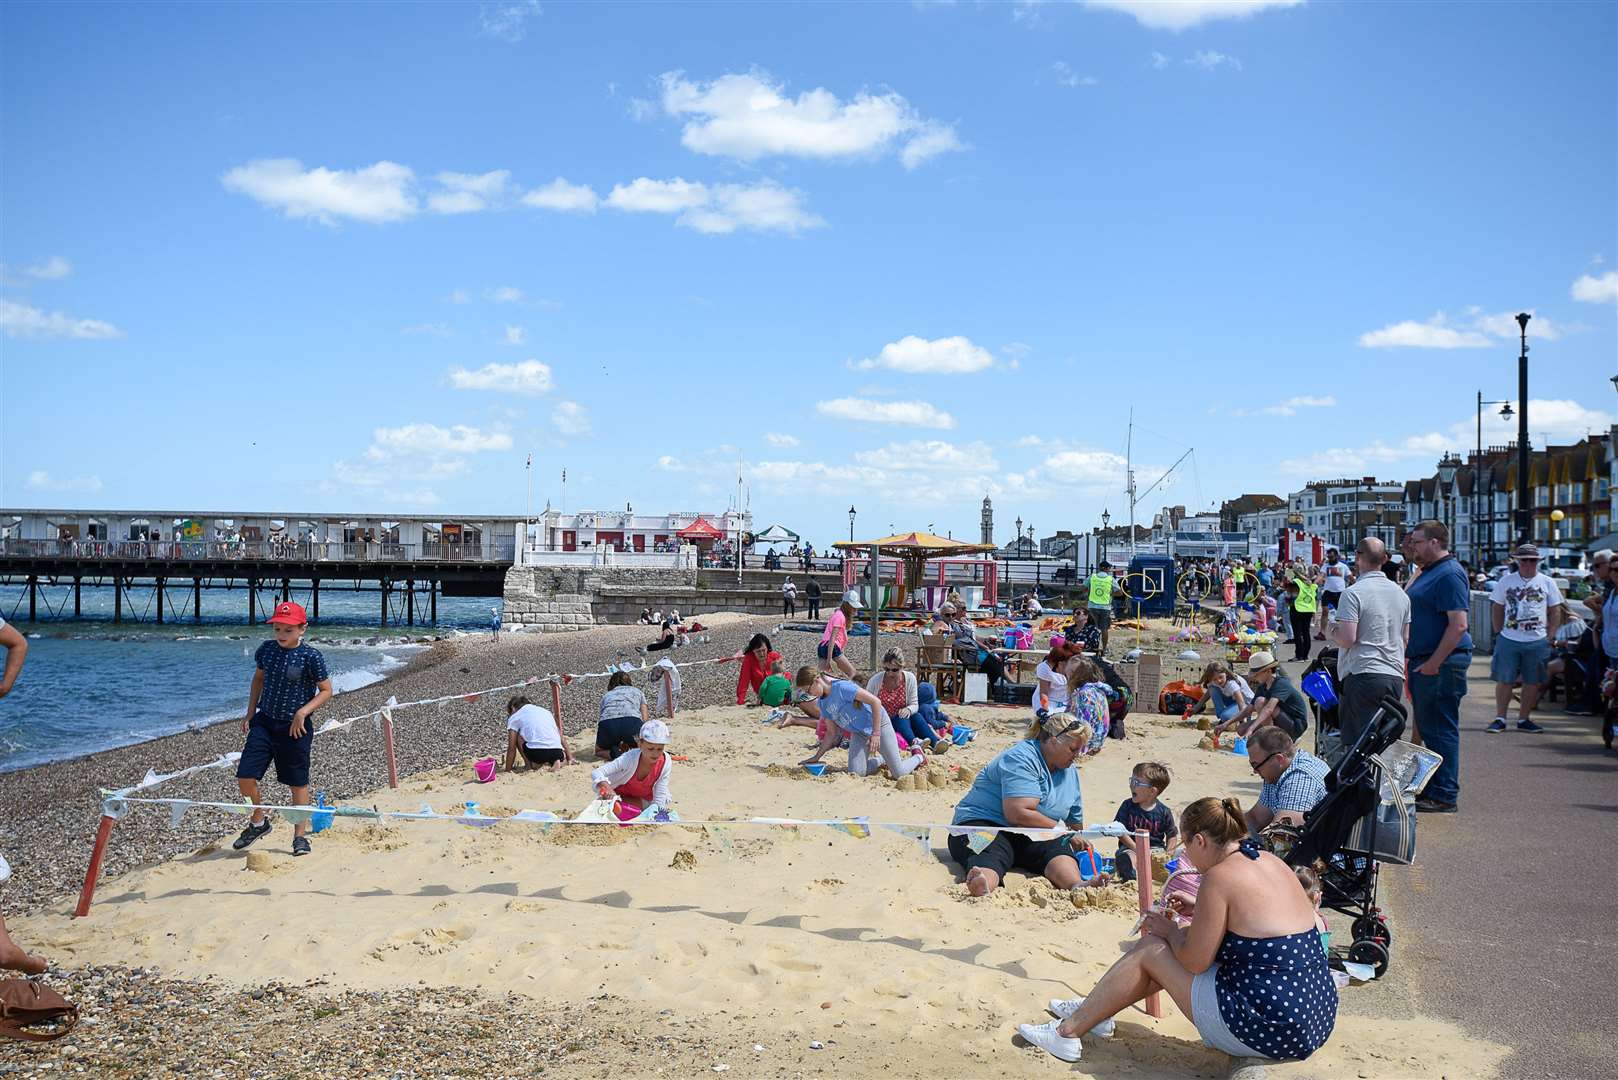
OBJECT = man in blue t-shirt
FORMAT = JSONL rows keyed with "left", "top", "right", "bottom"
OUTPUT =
{"left": 233, "top": 601, "right": 333, "bottom": 855}
{"left": 1402, "top": 520, "right": 1472, "bottom": 814}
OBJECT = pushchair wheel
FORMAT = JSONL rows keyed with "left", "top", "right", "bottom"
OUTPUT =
{"left": 1351, "top": 916, "right": 1392, "bottom": 945}
{"left": 1347, "top": 939, "right": 1390, "bottom": 979}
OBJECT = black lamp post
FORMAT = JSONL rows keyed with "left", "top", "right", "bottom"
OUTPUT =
{"left": 1475, "top": 393, "right": 1512, "bottom": 566}
{"left": 1438, "top": 452, "right": 1461, "bottom": 548}
{"left": 1515, "top": 313, "right": 1531, "bottom": 546}
{"left": 1100, "top": 508, "right": 1110, "bottom": 567}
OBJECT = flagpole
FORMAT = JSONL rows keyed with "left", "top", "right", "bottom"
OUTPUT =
{"left": 525, "top": 453, "right": 533, "bottom": 553}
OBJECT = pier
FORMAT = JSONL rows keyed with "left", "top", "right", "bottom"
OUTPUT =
{"left": 0, "top": 508, "right": 521, "bottom": 626}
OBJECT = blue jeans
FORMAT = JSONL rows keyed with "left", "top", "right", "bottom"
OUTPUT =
{"left": 893, "top": 711, "right": 940, "bottom": 748}
{"left": 1408, "top": 652, "right": 1468, "bottom": 805}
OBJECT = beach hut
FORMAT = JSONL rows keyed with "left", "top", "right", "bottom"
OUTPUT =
{"left": 833, "top": 532, "right": 999, "bottom": 611}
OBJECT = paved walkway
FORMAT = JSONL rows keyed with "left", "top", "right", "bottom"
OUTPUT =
{"left": 1378, "top": 656, "right": 1615, "bottom": 1080}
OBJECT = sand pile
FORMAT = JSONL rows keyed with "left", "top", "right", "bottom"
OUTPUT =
{"left": 16, "top": 703, "right": 1508, "bottom": 1078}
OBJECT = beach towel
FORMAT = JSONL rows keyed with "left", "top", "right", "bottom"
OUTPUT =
{"left": 654, "top": 657, "right": 682, "bottom": 717}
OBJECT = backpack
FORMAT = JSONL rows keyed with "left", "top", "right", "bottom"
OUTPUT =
{"left": 0, "top": 979, "right": 78, "bottom": 1042}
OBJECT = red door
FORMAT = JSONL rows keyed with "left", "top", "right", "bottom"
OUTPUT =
{"left": 632, "top": 534, "right": 646, "bottom": 552}
{"left": 563, "top": 531, "right": 576, "bottom": 552}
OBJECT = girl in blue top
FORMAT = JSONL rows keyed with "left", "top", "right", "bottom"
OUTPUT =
{"left": 795, "top": 666, "right": 925, "bottom": 780}
{"left": 1020, "top": 795, "right": 1337, "bottom": 1064}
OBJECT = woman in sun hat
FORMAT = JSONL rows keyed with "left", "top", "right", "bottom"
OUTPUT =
{"left": 591, "top": 719, "right": 674, "bottom": 821}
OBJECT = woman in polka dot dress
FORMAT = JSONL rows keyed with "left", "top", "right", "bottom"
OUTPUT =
{"left": 1018, "top": 795, "right": 1337, "bottom": 1063}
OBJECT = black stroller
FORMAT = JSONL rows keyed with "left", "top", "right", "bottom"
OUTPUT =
{"left": 1265, "top": 693, "right": 1415, "bottom": 979}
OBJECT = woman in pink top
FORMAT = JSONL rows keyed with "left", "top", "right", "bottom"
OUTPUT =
{"left": 817, "top": 591, "right": 859, "bottom": 678}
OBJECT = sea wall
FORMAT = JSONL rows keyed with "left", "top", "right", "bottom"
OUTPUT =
{"left": 500, "top": 565, "right": 843, "bottom": 630}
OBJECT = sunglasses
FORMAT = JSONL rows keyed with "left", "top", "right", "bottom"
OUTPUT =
{"left": 883, "top": 665, "right": 901, "bottom": 672}
{"left": 1249, "top": 751, "right": 1281, "bottom": 774}
{"left": 1128, "top": 777, "right": 1155, "bottom": 789}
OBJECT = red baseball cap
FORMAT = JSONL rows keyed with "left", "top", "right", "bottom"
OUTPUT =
{"left": 267, "top": 601, "right": 308, "bottom": 626}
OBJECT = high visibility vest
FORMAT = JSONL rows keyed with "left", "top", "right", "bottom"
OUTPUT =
{"left": 1088, "top": 573, "right": 1115, "bottom": 607}
{"left": 1294, "top": 581, "right": 1319, "bottom": 614}
{"left": 1233, "top": 567, "right": 1246, "bottom": 585}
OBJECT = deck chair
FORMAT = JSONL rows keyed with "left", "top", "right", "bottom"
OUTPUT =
{"left": 915, "top": 631, "right": 965, "bottom": 704}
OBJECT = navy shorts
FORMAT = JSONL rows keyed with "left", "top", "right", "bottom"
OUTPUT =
{"left": 236, "top": 713, "right": 313, "bottom": 788}
{"left": 816, "top": 642, "right": 843, "bottom": 660}
{"left": 1322, "top": 590, "right": 1342, "bottom": 610}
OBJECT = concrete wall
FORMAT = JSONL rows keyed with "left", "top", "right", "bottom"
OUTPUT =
{"left": 501, "top": 563, "right": 844, "bottom": 629}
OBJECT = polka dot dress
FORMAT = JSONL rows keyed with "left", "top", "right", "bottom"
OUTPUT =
{"left": 1214, "top": 927, "right": 1339, "bottom": 1060}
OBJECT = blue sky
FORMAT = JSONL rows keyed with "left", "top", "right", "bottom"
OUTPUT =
{"left": 3, "top": 0, "right": 1615, "bottom": 546}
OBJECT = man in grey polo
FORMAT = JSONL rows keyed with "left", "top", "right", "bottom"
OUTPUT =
{"left": 1329, "top": 536, "right": 1411, "bottom": 757}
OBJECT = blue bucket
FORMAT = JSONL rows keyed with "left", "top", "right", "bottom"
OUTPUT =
{"left": 1301, "top": 669, "right": 1338, "bottom": 709}
{"left": 1077, "top": 849, "right": 1104, "bottom": 878}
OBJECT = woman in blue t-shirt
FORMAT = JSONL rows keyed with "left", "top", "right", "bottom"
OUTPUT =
{"left": 795, "top": 667, "right": 925, "bottom": 780}
{"left": 947, "top": 711, "right": 1110, "bottom": 897}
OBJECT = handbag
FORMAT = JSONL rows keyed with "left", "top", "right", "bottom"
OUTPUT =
{"left": 0, "top": 979, "right": 78, "bottom": 1042}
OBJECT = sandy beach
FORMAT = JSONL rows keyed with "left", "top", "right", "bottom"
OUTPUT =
{"left": 9, "top": 677, "right": 1509, "bottom": 1078}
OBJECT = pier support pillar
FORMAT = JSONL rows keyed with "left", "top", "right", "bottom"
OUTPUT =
{"left": 114, "top": 577, "right": 122, "bottom": 623}
{"left": 248, "top": 578, "right": 256, "bottom": 624}
{"left": 430, "top": 579, "right": 437, "bottom": 624}
{"left": 194, "top": 577, "right": 202, "bottom": 622}
{"left": 74, "top": 577, "right": 82, "bottom": 619}
{"left": 312, "top": 579, "right": 320, "bottom": 623}
{"left": 380, "top": 579, "right": 389, "bottom": 628}
{"left": 27, "top": 575, "right": 37, "bottom": 622}
{"left": 281, "top": 578, "right": 290, "bottom": 603}
{"left": 156, "top": 578, "right": 165, "bottom": 624}
{"left": 406, "top": 580, "right": 415, "bottom": 626}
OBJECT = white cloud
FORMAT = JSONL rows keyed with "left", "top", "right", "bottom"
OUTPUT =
{"left": 1572, "top": 270, "right": 1618, "bottom": 305}
{"left": 605, "top": 177, "right": 822, "bottom": 235}
{"left": 626, "top": 97, "right": 657, "bottom": 122}
{"left": 448, "top": 359, "right": 554, "bottom": 395}
{"left": 221, "top": 159, "right": 417, "bottom": 224}
{"left": 521, "top": 177, "right": 600, "bottom": 213}
{"left": 24, "top": 256, "right": 72, "bottom": 279}
{"left": 1240, "top": 394, "right": 1336, "bottom": 417}
{"left": 658, "top": 70, "right": 963, "bottom": 169}
{"left": 853, "top": 439, "right": 997, "bottom": 472}
{"left": 1052, "top": 62, "right": 1099, "bottom": 87}
{"left": 428, "top": 169, "right": 510, "bottom": 214}
{"left": 855, "top": 335, "right": 996, "bottom": 374}
{"left": 0, "top": 298, "right": 123, "bottom": 340}
{"left": 504, "top": 325, "right": 526, "bottom": 346}
{"left": 26, "top": 470, "right": 103, "bottom": 494}
{"left": 606, "top": 177, "right": 710, "bottom": 214}
{"left": 1085, "top": 0, "right": 1304, "bottom": 32}
{"left": 403, "top": 322, "right": 453, "bottom": 337}
{"left": 1359, "top": 308, "right": 1567, "bottom": 349}
{"left": 764, "top": 433, "right": 800, "bottom": 447}
{"left": 447, "top": 289, "right": 471, "bottom": 304}
{"left": 815, "top": 397, "right": 957, "bottom": 428}
{"left": 486, "top": 285, "right": 525, "bottom": 303}
{"left": 1150, "top": 51, "right": 1172, "bottom": 70}
{"left": 1276, "top": 398, "right": 1614, "bottom": 476}
{"left": 479, "top": 0, "right": 541, "bottom": 42}
{"left": 366, "top": 423, "right": 512, "bottom": 459}
{"left": 655, "top": 455, "right": 686, "bottom": 471}
{"left": 1186, "top": 49, "right": 1243, "bottom": 71}
{"left": 551, "top": 400, "right": 592, "bottom": 436}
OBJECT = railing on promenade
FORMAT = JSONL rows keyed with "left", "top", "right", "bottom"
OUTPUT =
{"left": 0, "top": 538, "right": 517, "bottom": 565}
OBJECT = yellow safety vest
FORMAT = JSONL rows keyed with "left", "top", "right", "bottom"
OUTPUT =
{"left": 1294, "top": 581, "right": 1318, "bottom": 614}
{"left": 1233, "top": 567, "right": 1246, "bottom": 585}
{"left": 1088, "top": 573, "right": 1115, "bottom": 607}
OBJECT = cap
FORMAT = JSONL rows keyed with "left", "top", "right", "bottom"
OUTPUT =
{"left": 841, "top": 588, "right": 863, "bottom": 610}
{"left": 267, "top": 601, "right": 308, "bottom": 626}
{"left": 638, "top": 719, "right": 670, "bottom": 744}
{"left": 1246, "top": 650, "right": 1278, "bottom": 674}
{"left": 1511, "top": 544, "right": 1541, "bottom": 560}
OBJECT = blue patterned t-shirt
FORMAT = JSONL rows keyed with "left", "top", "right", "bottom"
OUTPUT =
{"left": 254, "top": 640, "right": 330, "bottom": 725}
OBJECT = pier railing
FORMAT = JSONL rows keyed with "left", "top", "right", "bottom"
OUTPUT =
{"left": 0, "top": 538, "right": 517, "bottom": 564}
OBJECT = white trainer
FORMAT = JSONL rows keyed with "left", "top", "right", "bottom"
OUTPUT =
{"left": 1018, "top": 1018, "right": 1083, "bottom": 1062}
{"left": 1047, "top": 997, "right": 1116, "bottom": 1038}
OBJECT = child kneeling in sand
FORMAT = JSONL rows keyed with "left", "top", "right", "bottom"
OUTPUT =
{"left": 591, "top": 720, "right": 673, "bottom": 822}
{"left": 795, "top": 666, "right": 925, "bottom": 779}
{"left": 504, "top": 695, "right": 573, "bottom": 772}
{"left": 233, "top": 602, "right": 332, "bottom": 857}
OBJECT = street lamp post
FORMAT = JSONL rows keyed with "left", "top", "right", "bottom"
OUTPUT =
{"left": 848, "top": 506, "right": 856, "bottom": 543}
{"left": 1514, "top": 313, "right": 1532, "bottom": 546}
{"left": 1550, "top": 508, "right": 1565, "bottom": 548}
{"left": 1476, "top": 393, "right": 1514, "bottom": 568}
{"left": 1100, "top": 509, "right": 1110, "bottom": 569}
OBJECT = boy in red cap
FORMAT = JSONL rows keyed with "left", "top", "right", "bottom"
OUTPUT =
{"left": 233, "top": 601, "right": 332, "bottom": 856}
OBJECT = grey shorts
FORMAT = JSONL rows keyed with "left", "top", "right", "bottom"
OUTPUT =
{"left": 1192, "top": 965, "right": 1264, "bottom": 1058}
{"left": 1490, "top": 636, "right": 1550, "bottom": 685}
{"left": 1088, "top": 606, "right": 1113, "bottom": 632}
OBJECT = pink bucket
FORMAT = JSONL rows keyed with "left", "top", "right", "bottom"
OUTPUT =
{"left": 473, "top": 757, "right": 497, "bottom": 783}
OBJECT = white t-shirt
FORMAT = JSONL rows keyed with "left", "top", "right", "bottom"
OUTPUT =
{"left": 1034, "top": 661, "right": 1069, "bottom": 709}
{"left": 507, "top": 704, "right": 562, "bottom": 750}
{"left": 1490, "top": 571, "right": 1563, "bottom": 643}
{"left": 1321, "top": 560, "right": 1351, "bottom": 594}
{"left": 782, "top": 581, "right": 797, "bottom": 598}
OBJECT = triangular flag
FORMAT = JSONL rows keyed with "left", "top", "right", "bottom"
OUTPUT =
{"left": 168, "top": 800, "right": 191, "bottom": 829}
{"left": 561, "top": 674, "right": 574, "bottom": 686}
{"left": 829, "top": 818, "right": 871, "bottom": 840}
{"left": 463, "top": 693, "right": 481, "bottom": 704}
{"left": 879, "top": 823, "right": 930, "bottom": 851}
{"left": 280, "top": 807, "right": 315, "bottom": 828}
{"left": 142, "top": 769, "right": 161, "bottom": 788}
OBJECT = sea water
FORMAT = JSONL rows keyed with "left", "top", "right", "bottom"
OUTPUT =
{"left": 0, "top": 583, "right": 502, "bottom": 773}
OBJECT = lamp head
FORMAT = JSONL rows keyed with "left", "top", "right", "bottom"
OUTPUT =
{"left": 1499, "top": 402, "right": 1514, "bottom": 419}
{"left": 1515, "top": 312, "right": 1531, "bottom": 332}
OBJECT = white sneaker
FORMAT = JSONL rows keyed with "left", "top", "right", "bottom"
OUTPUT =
{"left": 1047, "top": 998, "right": 1116, "bottom": 1038}
{"left": 1018, "top": 1018, "right": 1083, "bottom": 1062}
